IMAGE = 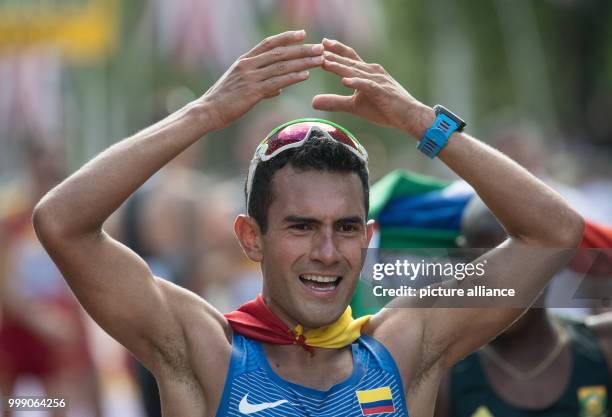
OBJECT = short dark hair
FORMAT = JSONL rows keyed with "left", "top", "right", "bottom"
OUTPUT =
{"left": 245, "top": 131, "right": 369, "bottom": 233}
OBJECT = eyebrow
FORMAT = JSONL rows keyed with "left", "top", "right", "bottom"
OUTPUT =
{"left": 283, "top": 215, "right": 365, "bottom": 225}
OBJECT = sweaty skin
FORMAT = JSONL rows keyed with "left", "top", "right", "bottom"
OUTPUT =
{"left": 33, "top": 31, "right": 584, "bottom": 417}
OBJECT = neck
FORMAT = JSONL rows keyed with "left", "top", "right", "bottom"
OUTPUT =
{"left": 261, "top": 340, "right": 355, "bottom": 392}
{"left": 264, "top": 341, "right": 349, "bottom": 361}
{"left": 263, "top": 294, "right": 343, "bottom": 332}
{"left": 263, "top": 294, "right": 308, "bottom": 331}
{"left": 487, "top": 310, "right": 560, "bottom": 363}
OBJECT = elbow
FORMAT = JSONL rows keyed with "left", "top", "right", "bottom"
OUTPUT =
{"left": 517, "top": 207, "right": 585, "bottom": 249}
{"left": 554, "top": 209, "right": 585, "bottom": 249}
{"left": 32, "top": 197, "right": 67, "bottom": 243}
{"left": 33, "top": 194, "right": 101, "bottom": 242}
{"left": 32, "top": 200, "right": 55, "bottom": 242}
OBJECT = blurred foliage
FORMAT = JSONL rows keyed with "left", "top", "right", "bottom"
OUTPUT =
{"left": 3, "top": 0, "right": 610, "bottom": 177}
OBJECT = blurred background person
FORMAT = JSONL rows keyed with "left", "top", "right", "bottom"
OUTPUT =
{"left": 193, "top": 180, "right": 262, "bottom": 312}
{"left": 0, "top": 139, "right": 102, "bottom": 417}
{"left": 434, "top": 197, "right": 612, "bottom": 417}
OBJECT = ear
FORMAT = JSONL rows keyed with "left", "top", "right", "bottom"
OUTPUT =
{"left": 234, "top": 214, "right": 264, "bottom": 262}
{"left": 366, "top": 219, "right": 376, "bottom": 246}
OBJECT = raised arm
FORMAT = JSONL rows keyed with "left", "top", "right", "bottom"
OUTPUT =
{"left": 314, "top": 38, "right": 584, "bottom": 373}
{"left": 33, "top": 30, "right": 324, "bottom": 374}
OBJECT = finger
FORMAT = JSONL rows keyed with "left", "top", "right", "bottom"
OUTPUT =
{"left": 249, "top": 43, "right": 323, "bottom": 68}
{"left": 322, "top": 38, "right": 362, "bottom": 60}
{"left": 254, "top": 55, "right": 324, "bottom": 81}
{"left": 322, "top": 59, "right": 371, "bottom": 79}
{"left": 324, "top": 51, "right": 372, "bottom": 73}
{"left": 312, "top": 94, "right": 354, "bottom": 112}
{"left": 342, "top": 77, "right": 378, "bottom": 93}
{"left": 244, "top": 30, "right": 307, "bottom": 58}
{"left": 259, "top": 70, "right": 310, "bottom": 93}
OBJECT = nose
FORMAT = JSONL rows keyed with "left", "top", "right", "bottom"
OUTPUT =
{"left": 309, "top": 228, "right": 342, "bottom": 266}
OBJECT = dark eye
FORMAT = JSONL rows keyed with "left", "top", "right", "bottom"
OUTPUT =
{"left": 338, "top": 224, "right": 359, "bottom": 233}
{"left": 290, "top": 223, "right": 311, "bottom": 231}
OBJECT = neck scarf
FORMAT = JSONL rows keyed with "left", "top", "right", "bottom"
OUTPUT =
{"left": 224, "top": 295, "right": 371, "bottom": 352}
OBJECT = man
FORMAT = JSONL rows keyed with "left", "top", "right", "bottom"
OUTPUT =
{"left": 33, "top": 30, "right": 583, "bottom": 416}
{"left": 435, "top": 197, "right": 612, "bottom": 417}
{"left": 436, "top": 310, "right": 612, "bottom": 417}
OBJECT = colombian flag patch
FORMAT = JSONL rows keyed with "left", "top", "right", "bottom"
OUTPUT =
{"left": 356, "top": 386, "right": 395, "bottom": 415}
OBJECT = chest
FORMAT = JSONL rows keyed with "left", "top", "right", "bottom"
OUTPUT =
{"left": 220, "top": 367, "right": 407, "bottom": 416}
{"left": 266, "top": 349, "right": 354, "bottom": 391}
{"left": 215, "top": 336, "right": 410, "bottom": 416}
{"left": 482, "top": 346, "right": 572, "bottom": 409}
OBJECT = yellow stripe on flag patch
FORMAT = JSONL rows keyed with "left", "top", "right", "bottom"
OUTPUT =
{"left": 356, "top": 387, "right": 392, "bottom": 404}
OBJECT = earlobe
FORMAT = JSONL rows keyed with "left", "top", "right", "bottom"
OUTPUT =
{"left": 234, "top": 214, "right": 263, "bottom": 262}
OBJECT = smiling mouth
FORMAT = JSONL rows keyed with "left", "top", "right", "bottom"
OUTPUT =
{"left": 299, "top": 274, "right": 342, "bottom": 292}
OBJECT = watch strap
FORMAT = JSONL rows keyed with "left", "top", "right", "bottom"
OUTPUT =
{"left": 417, "top": 105, "right": 466, "bottom": 158}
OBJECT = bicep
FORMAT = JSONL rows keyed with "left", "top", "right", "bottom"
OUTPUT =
{"left": 41, "top": 229, "right": 184, "bottom": 369}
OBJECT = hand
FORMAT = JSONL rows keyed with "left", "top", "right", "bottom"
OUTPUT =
{"left": 312, "top": 38, "right": 434, "bottom": 138}
{"left": 199, "top": 30, "right": 324, "bottom": 131}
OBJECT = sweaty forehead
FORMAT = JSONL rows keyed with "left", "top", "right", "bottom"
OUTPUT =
{"left": 268, "top": 165, "right": 366, "bottom": 221}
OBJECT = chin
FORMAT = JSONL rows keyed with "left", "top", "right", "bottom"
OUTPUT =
{"left": 295, "top": 301, "right": 347, "bottom": 329}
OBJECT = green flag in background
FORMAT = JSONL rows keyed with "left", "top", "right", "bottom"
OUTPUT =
{"left": 352, "top": 170, "right": 475, "bottom": 316}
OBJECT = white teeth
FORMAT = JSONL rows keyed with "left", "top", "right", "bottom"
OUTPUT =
{"left": 301, "top": 275, "right": 339, "bottom": 283}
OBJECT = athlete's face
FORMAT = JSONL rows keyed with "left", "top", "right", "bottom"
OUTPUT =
{"left": 259, "top": 165, "right": 373, "bottom": 328}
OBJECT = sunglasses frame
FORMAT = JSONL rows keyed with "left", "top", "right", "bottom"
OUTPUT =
{"left": 245, "top": 118, "right": 368, "bottom": 213}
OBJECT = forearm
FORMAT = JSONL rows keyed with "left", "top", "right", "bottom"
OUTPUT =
{"left": 409, "top": 108, "right": 584, "bottom": 246}
{"left": 34, "top": 101, "right": 215, "bottom": 237}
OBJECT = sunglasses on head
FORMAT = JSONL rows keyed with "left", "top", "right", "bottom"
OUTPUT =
{"left": 246, "top": 118, "right": 368, "bottom": 211}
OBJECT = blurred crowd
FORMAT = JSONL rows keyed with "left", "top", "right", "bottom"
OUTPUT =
{"left": 1, "top": 0, "right": 612, "bottom": 416}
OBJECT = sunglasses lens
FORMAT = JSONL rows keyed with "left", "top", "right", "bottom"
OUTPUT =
{"left": 325, "top": 126, "right": 357, "bottom": 148}
{"left": 267, "top": 123, "right": 313, "bottom": 155}
{"left": 267, "top": 122, "right": 360, "bottom": 157}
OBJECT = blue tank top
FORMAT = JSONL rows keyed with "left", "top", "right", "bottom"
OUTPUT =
{"left": 215, "top": 333, "right": 409, "bottom": 416}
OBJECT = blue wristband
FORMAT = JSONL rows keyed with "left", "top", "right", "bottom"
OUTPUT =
{"left": 417, "top": 105, "right": 465, "bottom": 158}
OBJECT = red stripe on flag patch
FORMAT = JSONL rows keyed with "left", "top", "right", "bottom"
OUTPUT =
{"left": 362, "top": 405, "right": 396, "bottom": 415}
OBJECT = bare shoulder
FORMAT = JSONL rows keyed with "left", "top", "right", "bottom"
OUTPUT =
{"left": 152, "top": 280, "right": 234, "bottom": 417}
{"left": 365, "top": 308, "right": 438, "bottom": 386}
{"left": 365, "top": 307, "right": 425, "bottom": 343}
{"left": 157, "top": 278, "right": 232, "bottom": 354}
{"left": 155, "top": 279, "right": 233, "bottom": 386}
{"left": 366, "top": 308, "right": 448, "bottom": 415}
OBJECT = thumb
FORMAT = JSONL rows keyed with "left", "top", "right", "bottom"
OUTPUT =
{"left": 312, "top": 94, "right": 353, "bottom": 112}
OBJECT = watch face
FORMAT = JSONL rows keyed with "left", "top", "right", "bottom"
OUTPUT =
{"left": 434, "top": 105, "right": 466, "bottom": 130}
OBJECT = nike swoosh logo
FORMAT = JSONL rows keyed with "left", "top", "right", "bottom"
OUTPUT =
{"left": 238, "top": 393, "right": 289, "bottom": 414}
